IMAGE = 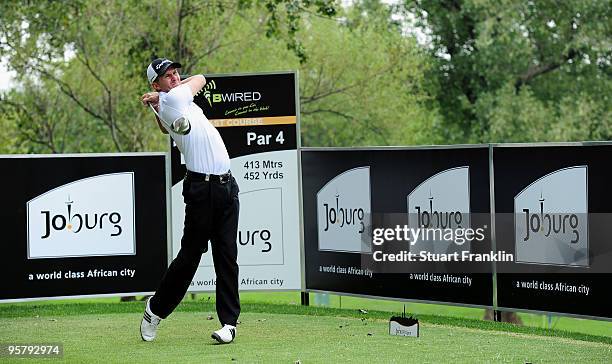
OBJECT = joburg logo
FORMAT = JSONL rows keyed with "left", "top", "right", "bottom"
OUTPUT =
{"left": 239, "top": 229, "right": 272, "bottom": 253}
{"left": 521, "top": 192, "right": 579, "bottom": 243}
{"left": 407, "top": 167, "right": 471, "bottom": 252}
{"left": 317, "top": 167, "right": 371, "bottom": 253}
{"left": 413, "top": 191, "right": 465, "bottom": 229}
{"left": 514, "top": 166, "right": 588, "bottom": 267}
{"left": 323, "top": 194, "right": 366, "bottom": 233}
{"left": 235, "top": 188, "right": 282, "bottom": 261}
{"left": 177, "top": 187, "right": 284, "bottom": 267}
{"left": 27, "top": 173, "right": 136, "bottom": 259}
{"left": 40, "top": 196, "right": 122, "bottom": 239}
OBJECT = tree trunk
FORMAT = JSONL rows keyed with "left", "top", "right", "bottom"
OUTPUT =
{"left": 483, "top": 309, "right": 523, "bottom": 325}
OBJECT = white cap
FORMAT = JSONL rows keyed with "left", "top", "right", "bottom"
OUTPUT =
{"left": 146, "top": 58, "right": 182, "bottom": 84}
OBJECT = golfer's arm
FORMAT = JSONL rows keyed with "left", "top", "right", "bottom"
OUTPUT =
{"left": 181, "top": 74, "right": 206, "bottom": 96}
{"left": 154, "top": 114, "right": 169, "bottom": 134}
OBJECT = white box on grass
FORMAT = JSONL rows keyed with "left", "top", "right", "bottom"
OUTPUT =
{"left": 389, "top": 316, "right": 419, "bottom": 337}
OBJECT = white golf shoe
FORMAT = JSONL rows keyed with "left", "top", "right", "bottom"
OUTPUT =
{"left": 140, "top": 297, "right": 162, "bottom": 342}
{"left": 211, "top": 324, "right": 236, "bottom": 344}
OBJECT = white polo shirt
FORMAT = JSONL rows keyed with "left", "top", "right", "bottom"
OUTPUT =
{"left": 158, "top": 84, "right": 230, "bottom": 175}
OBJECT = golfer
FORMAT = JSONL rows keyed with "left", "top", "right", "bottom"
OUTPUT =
{"left": 139, "top": 58, "right": 240, "bottom": 344}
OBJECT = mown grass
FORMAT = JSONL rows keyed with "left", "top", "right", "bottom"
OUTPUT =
{"left": 294, "top": 293, "right": 612, "bottom": 338}
{"left": 1, "top": 303, "right": 611, "bottom": 363}
{"left": 1, "top": 297, "right": 610, "bottom": 346}
{"left": 4, "top": 291, "right": 611, "bottom": 339}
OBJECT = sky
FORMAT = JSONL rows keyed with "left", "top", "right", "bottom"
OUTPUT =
{"left": 0, "top": 57, "right": 16, "bottom": 91}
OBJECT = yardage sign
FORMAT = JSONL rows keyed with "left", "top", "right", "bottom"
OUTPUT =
{"left": 170, "top": 72, "right": 301, "bottom": 291}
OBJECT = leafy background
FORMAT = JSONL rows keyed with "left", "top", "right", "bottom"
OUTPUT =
{"left": 0, "top": 0, "right": 609, "bottom": 153}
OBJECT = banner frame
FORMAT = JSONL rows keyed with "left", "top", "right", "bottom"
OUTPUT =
{"left": 305, "top": 289, "right": 493, "bottom": 310}
{"left": 491, "top": 141, "right": 612, "bottom": 321}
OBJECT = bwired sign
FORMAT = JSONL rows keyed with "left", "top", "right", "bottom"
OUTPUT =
{"left": 27, "top": 173, "right": 136, "bottom": 259}
{"left": 200, "top": 79, "right": 263, "bottom": 113}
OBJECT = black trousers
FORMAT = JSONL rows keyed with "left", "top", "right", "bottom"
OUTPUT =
{"left": 150, "top": 172, "right": 240, "bottom": 326}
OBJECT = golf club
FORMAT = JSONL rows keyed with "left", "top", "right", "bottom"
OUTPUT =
{"left": 148, "top": 103, "right": 191, "bottom": 135}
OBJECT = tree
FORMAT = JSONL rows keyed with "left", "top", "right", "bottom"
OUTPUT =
{"left": 0, "top": 0, "right": 341, "bottom": 152}
{"left": 404, "top": 0, "right": 611, "bottom": 143}
{"left": 0, "top": 0, "right": 438, "bottom": 152}
{"left": 296, "top": 7, "right": 441, "bottom": 147}
{"left": 0, "top": 80, "right": 97, "bottom": 153}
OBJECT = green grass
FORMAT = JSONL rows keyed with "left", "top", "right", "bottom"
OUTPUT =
{"left": 6, "top": 291, "right": 611, "bottom": 338}
{"left": 0, "top": 301, "right": 610, "bottom": 363}
{"left": 1, "top": 293, "right": 610, "bottom": 362}
{"left": 297, "top": 293, "right": 612, "bottom": 338}
{"left": 239, "top": 291, "right": 612, "bottom": 338}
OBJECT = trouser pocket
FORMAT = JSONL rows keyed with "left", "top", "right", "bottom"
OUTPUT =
{"left": 182, "top": 178, "right": 210, "bottom": 204}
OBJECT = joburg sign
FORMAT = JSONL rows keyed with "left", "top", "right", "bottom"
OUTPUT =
{"left": 27, "top": 173, "right": 135, "bottom": 259}
{"left": 302, "top": 147, "right": 494, "bottom": 308}
{"left": 0, "top": 154, "right": 168, "bottom": 301}
{"left": 302, "top": 145, "right": 612, "bottom": 319}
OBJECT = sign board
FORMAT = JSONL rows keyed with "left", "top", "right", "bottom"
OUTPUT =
{"left": 0, "top": 154, "right": 168, "bottom": 301}
{"left": 170, "top": 72, "right": 301, "bottom": 291}
{"left": 302, "top": 147, "right": 493, "bottom": 307}
{"left": 493, "top": 144, "right": 612, "bottom": 319}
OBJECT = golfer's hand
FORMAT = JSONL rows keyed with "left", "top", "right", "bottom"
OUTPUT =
{"left": 141, "top": 92, "right": 159, "bottom": 106}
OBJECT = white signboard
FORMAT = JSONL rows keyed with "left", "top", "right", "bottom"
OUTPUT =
{"left": 514, "top": 166, "right": 588, "bottom": 267}
{"left": 407, "top": 166, "right": 471, "bottom": 255}
{"left": 170, "top": 72, "right": 301, "bottom": 291}
{"left": 316, "top": 167, "right": 372, "bottom": 253}
{"left": 27, "top": 173, "right": 135, "bottom": 259}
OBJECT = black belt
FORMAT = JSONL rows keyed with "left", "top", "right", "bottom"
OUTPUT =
{"left": 186, "top": 170, "right": 232, "bottom": 183}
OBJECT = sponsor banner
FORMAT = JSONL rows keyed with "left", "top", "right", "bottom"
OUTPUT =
{"left": 407, "top": 166, "right": 471, "bottom": 256}
{"left": 194, "top": 72, "right": 297, "bottom": 159}
{"left": 514, "top": 166, "right": 588, "bottom": 266}
{"left": 170, "top": 72, "right": 300, "bottom": 291}
{"left": 27, "top": 173, "right": 135, "bottom": 259}
{"left": 0, "top": 154, "right": 167, "bottom": 301}
{"left": 317, "top": 166, "right": 372, "bottom": 253}
{"left": 494, "top": 145, "right": 612, "bottom": 319}
{"left": 302, "top": 147, "right": 493, "bottom": 307}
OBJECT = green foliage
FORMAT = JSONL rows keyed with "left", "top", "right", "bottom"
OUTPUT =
{"left": 1, "top": 0, "right": 607, "bottom": 152}
{"left": 0, "top": 0, "right": 437, "bottom": 152}
{"left": 405, "top": 0, "right": 611, "bottom": 143}
{"left": 476, "top": 82, "right": 611, "bottom": 143}
{"left": 297, "top": 13, "right": 440, "bottom": 147}
{"left": 262, "top": 0, "right": 337, "bottom": 62}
